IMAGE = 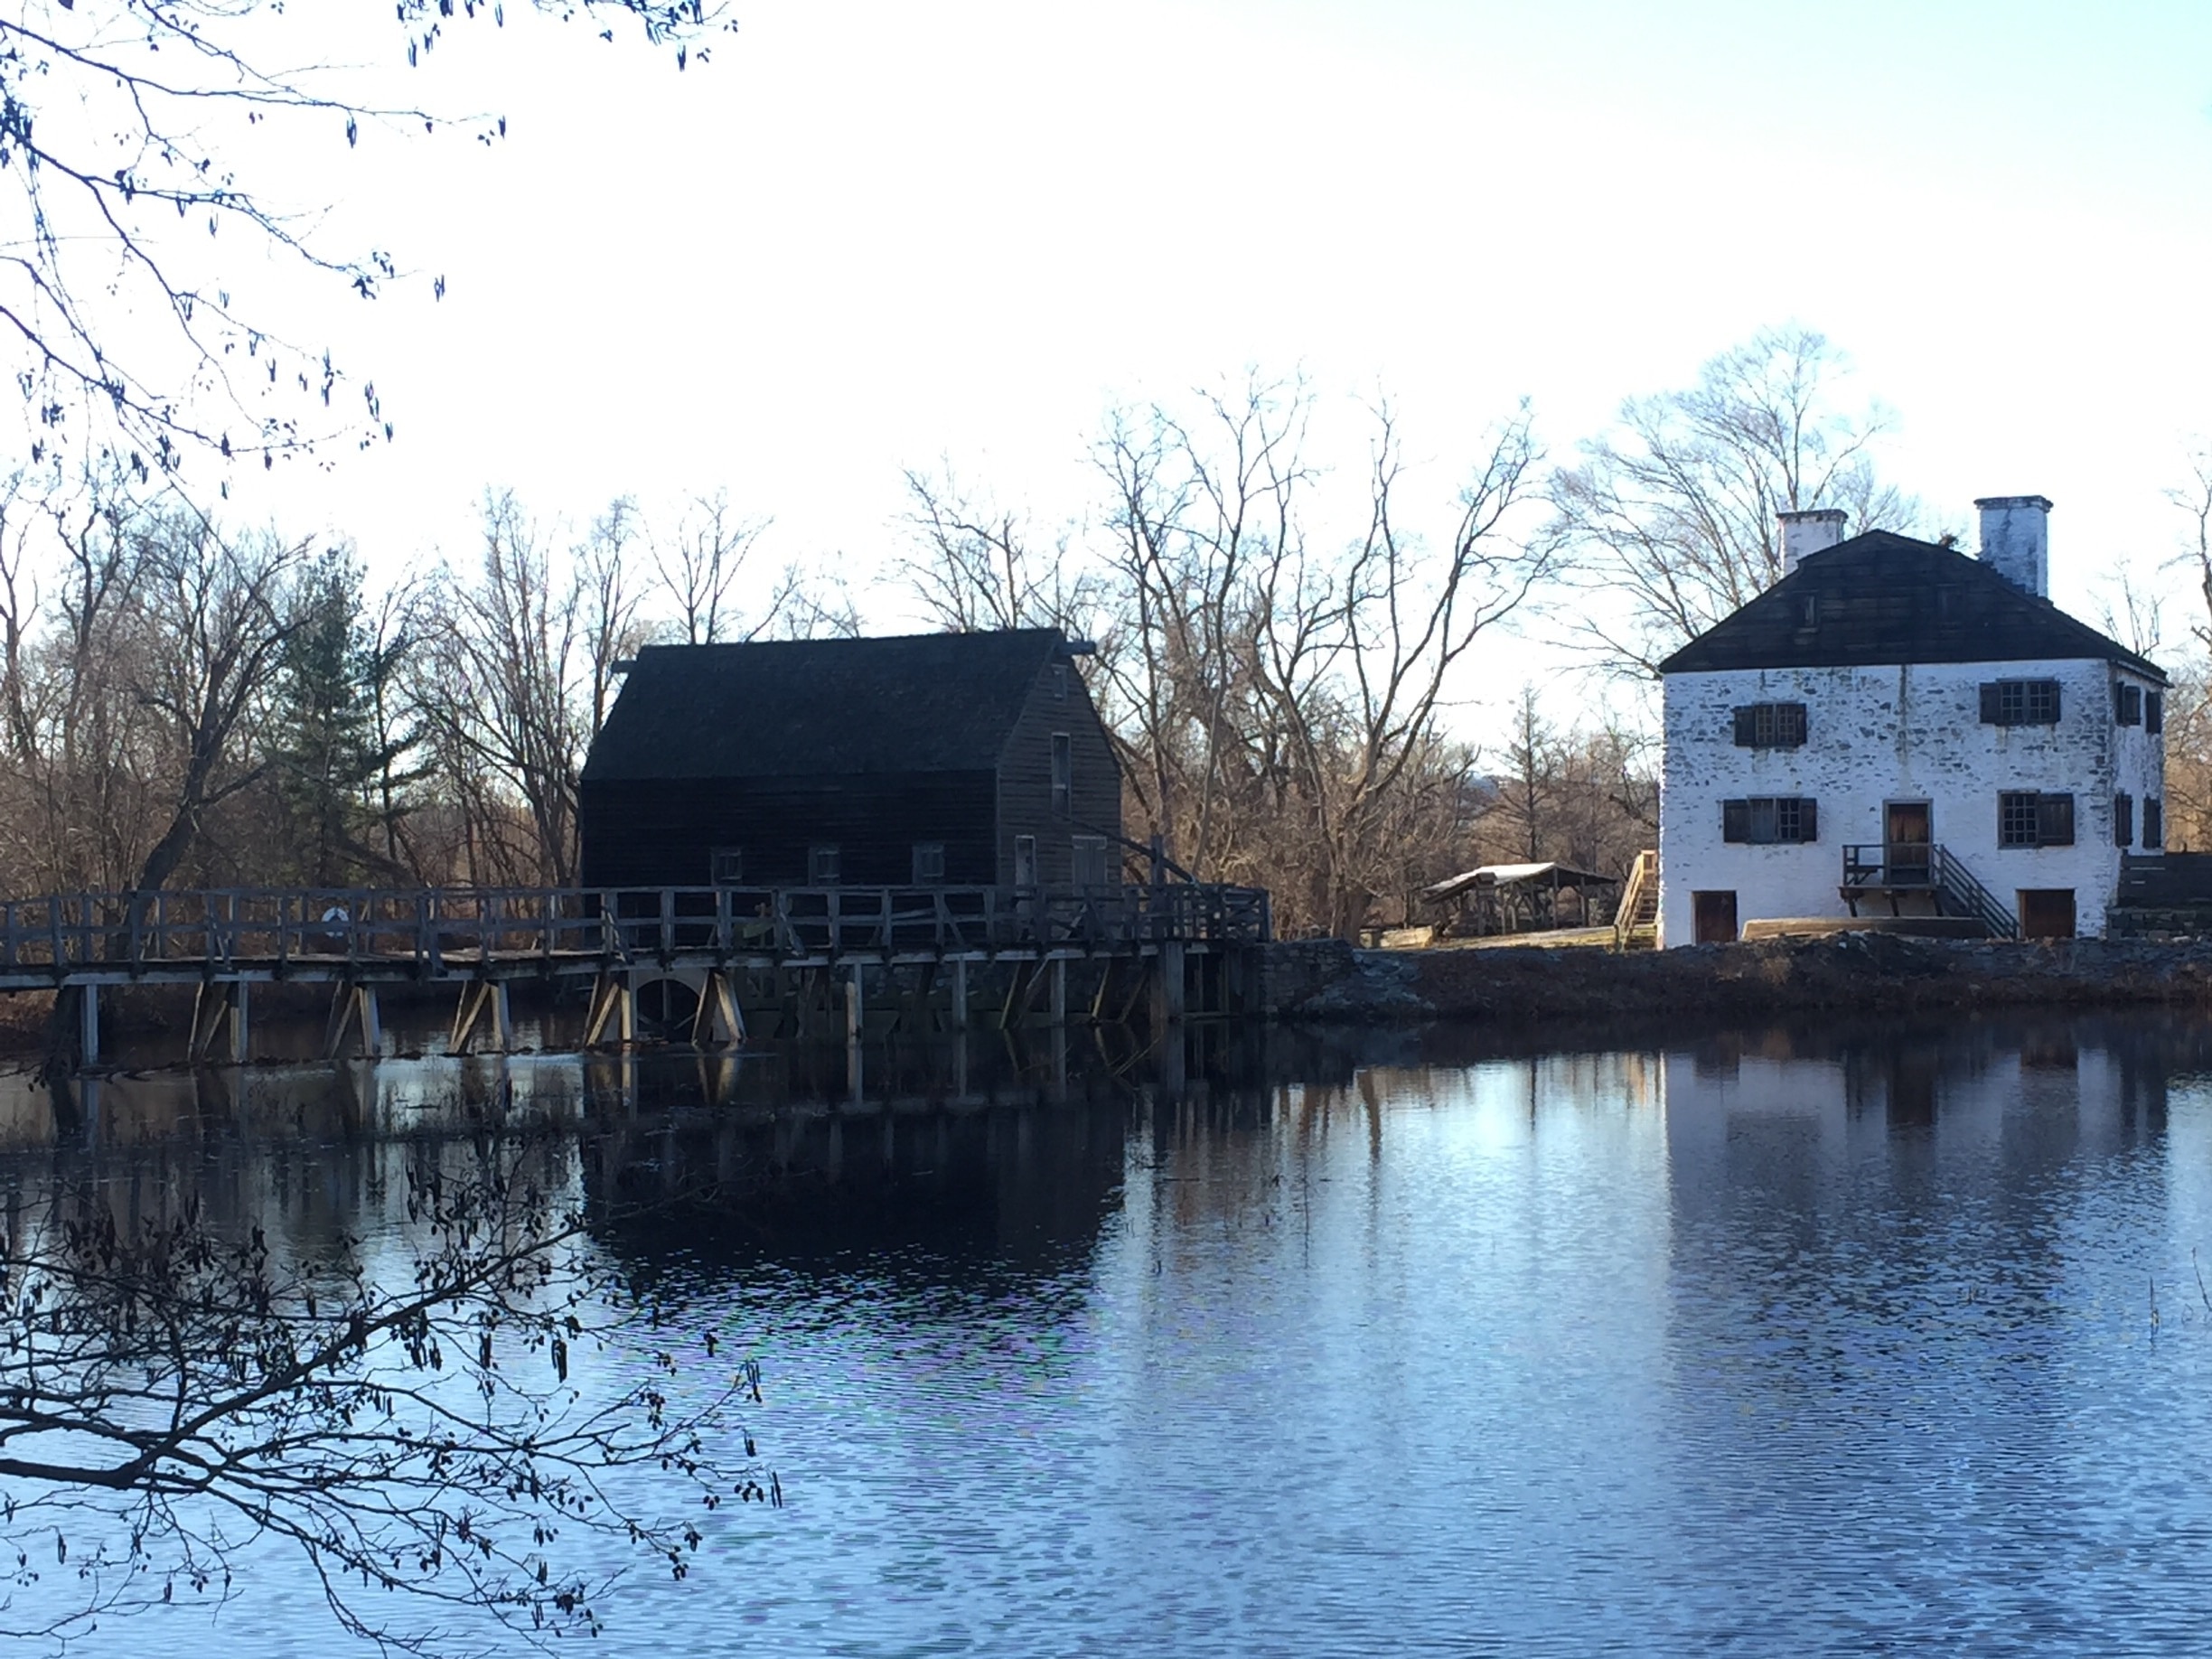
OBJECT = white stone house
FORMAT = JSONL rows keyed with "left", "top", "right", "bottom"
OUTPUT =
{"left": 1656, "top": 497, "right": 2166, "bottom": 945}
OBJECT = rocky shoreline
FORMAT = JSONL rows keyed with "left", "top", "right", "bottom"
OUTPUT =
{"left": 1262, "top": 933, "right": 2212, "bottom": 1026}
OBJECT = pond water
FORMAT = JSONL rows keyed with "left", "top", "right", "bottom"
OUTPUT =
{"left": 22, "top": 1011, "right": 2212, "bottom": 1655}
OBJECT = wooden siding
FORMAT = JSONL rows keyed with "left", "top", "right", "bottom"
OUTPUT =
{"left": 579, "top": 771, "right": 998, "bottom": 889}
{"left": 995, "top": 662, "right": 1121, "bottom": 884}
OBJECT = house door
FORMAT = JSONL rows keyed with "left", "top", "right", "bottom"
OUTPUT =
{"left": 2019, "top": 888, "right": 2076, "bottom": 940}
{"left": 1886, "top": 801, "right": 1932, "bottom": 884}
{"left": 1013, "top": 834, "right": 1037, "bottom": 887}
{"left": 1692, "top": 890, "right": 1738, "bottom": 944}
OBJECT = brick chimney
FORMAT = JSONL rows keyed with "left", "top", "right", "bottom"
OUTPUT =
{"left": 1778, "top": 508, "right": 1847, "bottom": 576}
{"left": 1975, "top": 495, "right": 2052, "bottom": 597}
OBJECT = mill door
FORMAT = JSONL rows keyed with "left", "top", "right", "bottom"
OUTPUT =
{"left": 1013, "top": 834, "right": 1038, "bottom": 887}
{"left": 1886, "top": 801, "right": 1932, "bottom": 885}
{"left": 1692, "top": 890, "right": 1738, "bottom": 944}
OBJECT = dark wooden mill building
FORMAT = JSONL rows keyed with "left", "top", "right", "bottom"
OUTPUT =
{"left": 579, "top": 628, "right": 1122, "bottom": 890}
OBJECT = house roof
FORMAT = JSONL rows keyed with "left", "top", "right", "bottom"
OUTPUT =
{"left": 1655, "top": 530, "right": 2166, "bottom": 682}
{"left": 581, "top": 628, "right": 1072, "bottom": 782}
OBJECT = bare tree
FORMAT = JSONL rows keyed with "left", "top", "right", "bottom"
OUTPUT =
{"left": 1552, "top": 326, "right": 1920, "bottom": 673}
{"left": 651, "top": 492, "right": 770, "bottom": 647}
{"left": 0, "top": 1134, "right": 772, "bottom": 1653}
{"left": 0, "top": 3, "right": 734, "bottom": 471}
{"left": 904, "top": 377, "right": 1553, "bottom": 936}
{"left": 417, "top": 492, "right": 587, "bottom": 886}
{"left": 900, "top": 467, "right": 1098, "bottom": 637}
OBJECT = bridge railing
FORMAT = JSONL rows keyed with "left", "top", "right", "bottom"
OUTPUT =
{"left": 0, "top": 883, "right": 1272, "bottom": 974}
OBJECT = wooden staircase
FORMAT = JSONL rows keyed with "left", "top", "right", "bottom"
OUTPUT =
{"left": 1613, "top": 849, "right": 1658, "bottom": 950}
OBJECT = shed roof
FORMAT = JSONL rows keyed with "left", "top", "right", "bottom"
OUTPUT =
{"left": 1422, "top": 862, "right": 1621, "bottom": 903}
{"left": 1656, "top": 530, "right": 2165, "bottom": 681}
{"left": 582, "top": 628, "right": 1071, "bottom": 782}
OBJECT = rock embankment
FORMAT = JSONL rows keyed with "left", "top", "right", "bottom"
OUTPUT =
{"left": 1262, "top": 934, "right": 2212, "bottom": 1026}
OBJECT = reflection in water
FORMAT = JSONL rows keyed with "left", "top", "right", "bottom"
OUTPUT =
{"left": 16, "top": 1013, "right": 2212, "bottom": 1655}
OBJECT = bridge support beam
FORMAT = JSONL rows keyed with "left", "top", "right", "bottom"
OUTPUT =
{"left": 451, "top": 980, "right": 513, "bottom": 1054}
{"left": 584, "top": 974, "right": 632, "bottom": 1048}
{"left": 845, "top": 964, "right": 863, "bottom": 1043}
{"left": 323, "top": 985, "right": 383, "bottom": 1060}
{"left": 689, "top": 970, "right": 744, "bottom": 1047}
{"left": 79, "top": 983, "right": 98, "bottom": 1066}
{"left": 1150, "top": 942, "right": 1186, "bottom": 1029}
{"left": 189, "top": 981, "right": 249, "bottom": 1064}
{"left": 1048, "top": 956, "right": 1067, "bottom": 1027}
{"left": 950, "top": 957, "right": 968, "bottom": 1029}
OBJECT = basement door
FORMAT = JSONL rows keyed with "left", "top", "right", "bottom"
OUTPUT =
{"left": 1692, "top": 890, "right": 1738, "bottom": 945}
{"left": 2018, "top": 888, "right": 2076, "bottom": 940}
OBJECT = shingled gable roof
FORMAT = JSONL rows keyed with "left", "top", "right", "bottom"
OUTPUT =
{"left": 1656, "top": 530, "right": 2166, "bottom": 682}
{"left": 581, "top": 628, "right": 1072, "bottom": 783}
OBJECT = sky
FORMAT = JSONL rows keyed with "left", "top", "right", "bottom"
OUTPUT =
{"left": 46, "top": 1, "right": 2212, "bottom": 727}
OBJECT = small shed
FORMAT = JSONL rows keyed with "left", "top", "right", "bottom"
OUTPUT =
{"left": 578, "top": 629, "right": 1121, "bottom": 890}
{"left": 1421, "top": 861, "right": 1623, "bottom": 936}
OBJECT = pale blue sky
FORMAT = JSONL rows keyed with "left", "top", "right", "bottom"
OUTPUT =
{"left": 199, "top": 0, "right": 2212, "bottom": 700}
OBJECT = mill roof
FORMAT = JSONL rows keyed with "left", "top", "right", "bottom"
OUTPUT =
{"left": 1655, "top": 530, "right": 2165, "bottom": 682}
{"left": 581, "top": 628, "right": 1072, "bottom": 782}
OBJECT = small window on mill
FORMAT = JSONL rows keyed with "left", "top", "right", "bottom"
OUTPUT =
{"left": 710, "top": 848, "right": 744, "bottom": 886}
{"left": 1731, "top": 702, "right": 1807, "bottom": 748}
{"left": 2115, "top": 682, "right": 2144, "bottom": 726}
{"left": 809, "top": 844, "right": 841, "bottom": 885}
{"left": 912, "top": 842, "right": 946, "bottom": 884}
{"left": 1981, "top": 680, "right": 2061, "bottom": 726}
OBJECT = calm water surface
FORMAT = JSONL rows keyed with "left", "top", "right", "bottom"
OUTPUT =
{"left": 26, "top": 1014, "right": 2212, "bottom": 1655}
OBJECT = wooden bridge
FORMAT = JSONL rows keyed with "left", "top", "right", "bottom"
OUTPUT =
{"left": 0, "top": 882, "right": 1273, "bottom": 1065}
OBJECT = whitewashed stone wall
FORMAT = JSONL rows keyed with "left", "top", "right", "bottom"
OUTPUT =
{"left": 1659, "top": 656, "right": 2164, "bottom": 944}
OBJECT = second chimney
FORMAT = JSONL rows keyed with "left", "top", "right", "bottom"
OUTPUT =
{"left": 1779, "top": 508, "right": 1847, "bottom": 576}
{"left": 1975, "top": 495, "right": 2052, "bottom": 597}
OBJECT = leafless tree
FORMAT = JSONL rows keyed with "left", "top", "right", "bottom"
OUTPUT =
{"left": 1552, "top": 325, "right": 1920, "bottom": 673}
{"left": 0, "top": 1133, "right": 772, "bottom": 1653}
{"left": 905, "top": 378, "right": 1552, "bottom": 936}
{"left": 901, "top": 467, "right": 1099, "bottom": 637}
{"left": 651, "top": 492, "right": 771, "bottom": 647}
{"left": 0, "top": 2, "right": 734, "bottom": 472}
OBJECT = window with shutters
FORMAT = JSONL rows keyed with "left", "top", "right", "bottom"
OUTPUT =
{"left": 2114, "top": 682, "right": 2143, "bottom": 726}
{"left": 2148, "top": 690, "right": 2165, "bottom": 735}
{"left": 1720, "top": 796, "right": 1818, "bottom": 844}
{"left": 1730, "top": 702, "right": 1807, "bottom": 748}
{"left": 1999, "top": 792, "right": 2074, "bottom": 848}
{"left": 2115, "top": 792, "right": 2134, "bottom": 848}
{"left": 809, "top": 844, "right": 841, "bottom": 885}
{"left": 710, "top": 847, "right": 744, "bottom": 886}
{"left": 911, "top": 842, "right": 946, "bottom": 883}
{"left": 1980, "top": 679, "right": 2061, "bottom": 726}
{"left": 2145, "top": 798, "right": 2164, "bottom": 850}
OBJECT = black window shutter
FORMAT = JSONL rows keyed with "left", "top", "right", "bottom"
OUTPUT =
{"left": 2039, "top": 792, "right": 2076, "bottom": 847}
{"left": 1732, "top": 708, "right": 1756, "bottom": 746}
{"left": 2115, "top": 792, "right": 2133, "bottom": 848}
{"left": 1980, "top": 683, "right": 2001, "bottom": 724}
{"left": 1798, "top": 798, "right": 1818, "bottom": 843}
{"left": 2149, "top": 691, "right": 2164, "bottom": 735}
{"left": 2146, "top": 798, "right": 2164, "bottom": 849}
{"left": 1722, "top": 799, "right": 1749, "bottom": 842}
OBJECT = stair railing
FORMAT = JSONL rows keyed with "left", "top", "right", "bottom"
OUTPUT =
{"left": 1930, "top": 844, "right": 2018, "bottom": 940}
{"left": 1613, "top": 848, "right": 1657, "bottom": 950}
